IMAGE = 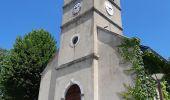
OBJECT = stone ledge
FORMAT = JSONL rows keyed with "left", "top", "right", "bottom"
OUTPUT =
{"left": 94, "top": 7, "right": 123, "bottom": 31}
{"left": 63, "top": 0, "right": 77, "bottom": 9}
{"left": 97, "top": 26, "right": 124, "bottom": 37}
{"left": 63, "top": 0, "right": 121, "bottom": 11}
{"left": 56, "top": 53, "right": 99, "bottom": 70}
{"left": 61, "top": 7, "right": 93, "bottom": 30}
{"left": 61, "top": 7, "right": 123, "bottom": 31}
{"left": 108, "top": 0, "right": 121, "bottom": 11}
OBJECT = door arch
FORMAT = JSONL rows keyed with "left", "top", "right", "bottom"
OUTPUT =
{"left": 65, "top": 84, "right": 81, "bottom": 100}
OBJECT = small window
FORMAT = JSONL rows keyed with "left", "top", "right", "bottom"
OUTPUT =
{"left": 70, "top": 34, "right": 80, "bottom": 47}
{"left": 72, "top": 36, "right": 79, "bottom": 45}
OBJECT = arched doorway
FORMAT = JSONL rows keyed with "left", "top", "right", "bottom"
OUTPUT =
{"left": 65, "top": 84, "right": 81, "bottom": 100}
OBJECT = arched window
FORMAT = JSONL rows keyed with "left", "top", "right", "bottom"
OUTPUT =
{"left": 65, "top": 84, "right": 81, "bottom": 100}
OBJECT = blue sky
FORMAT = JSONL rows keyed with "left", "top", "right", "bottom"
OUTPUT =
{"left": 0, "top": 0, "right": 170, "bottom": 59}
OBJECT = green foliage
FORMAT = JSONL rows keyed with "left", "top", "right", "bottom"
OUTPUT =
{"left": 143, "top": 52, "right": 170, "bottom": 95}
{"left": 119, "top": 38, "right": 157, "bottom": 100}
{"left": 161, "top": 81, "right": 170, "bottom": 100}
{"left": 143, "top": 51, "right": 170, "bottom": 74}
{"left": 0, "top": 48, "right": 7, "bottom": 57}
{"left": 0, "top": 29, "right": 56, "bottom": 100}
{"left": 0, "top": 49, "right": 8, "bottom": 71}
{"left": 167, "top": 58, "right": 170, "bottom": 92}
{"left": 164, "top": 75, "right": 170, "bottom": 93}
{"left": 0, "top": 49, "right": 9, "bottom": 99}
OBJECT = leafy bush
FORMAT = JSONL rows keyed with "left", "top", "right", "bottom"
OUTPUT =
{"left": 0, "top": 29, "right": 56, "bottom": 100}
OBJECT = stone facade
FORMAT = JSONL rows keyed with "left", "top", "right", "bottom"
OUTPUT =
{"left": 38, "top": 0, "right": 133, "bottom": 100}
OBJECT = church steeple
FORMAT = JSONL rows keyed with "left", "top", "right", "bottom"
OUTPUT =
{"left": 62, "top": 0, "right": 122, "bottom": 35}
{"left": 59, "top": 0, "right": 123, "bottom": 66}
{"left": 93, "top": 0, "right": 123, "bottom": 33}
{"left": 39, "top": 0, "right": 134, "bottom": 100}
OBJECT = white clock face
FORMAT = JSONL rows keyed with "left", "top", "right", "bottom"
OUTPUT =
{"left": 105, "top": 1, "right": 114, "bottom": 16}
{"left": 72, "top": 3, "right": 82, "bottom": 15}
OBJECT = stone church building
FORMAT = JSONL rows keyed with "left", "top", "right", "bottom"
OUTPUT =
{"left": 38, "top": 0, "right": 134, "bottom": 100}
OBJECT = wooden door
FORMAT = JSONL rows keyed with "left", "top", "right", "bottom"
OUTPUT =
{"left": 65, "top": 84, "right": 81, "bottom": 100}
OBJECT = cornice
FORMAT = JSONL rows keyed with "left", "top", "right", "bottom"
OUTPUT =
{"left": 56, "top": 53, "right": 99, "bottom": 70}
{"left": 61, "top": 7, "right": 123, "bottom": 31}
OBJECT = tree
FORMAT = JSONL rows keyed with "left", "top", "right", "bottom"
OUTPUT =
{"left": 166, "top": 57, "right": 170, "bottom": 93}
{"left": 0, "top": 48, "right": 7, "bottom": 57}
{"left": 0, "top": 48, "right": 8, "bottom": 71}
{"left": 0, "top": 48, "right": 8, "bottom": 99}
{"left": 0, "top": 29, "right": 56, "bottom": 100}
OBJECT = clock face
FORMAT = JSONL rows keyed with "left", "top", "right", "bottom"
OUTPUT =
{"left": 72, "top": 3, "right": 82, "bottom": 15}
{"left": 105, "top": 1, "right": 114, "bottom": 16}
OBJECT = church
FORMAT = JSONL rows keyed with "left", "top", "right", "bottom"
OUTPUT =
{"left": 37, "top": 0, "right": 169, "bottom": 100}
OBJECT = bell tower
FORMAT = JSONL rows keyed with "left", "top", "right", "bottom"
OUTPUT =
{"left": 38, "top": 0, "right": 133, "bottom": 100}
{"left": 58, "top": 0, "right": 123, "bottom": 66}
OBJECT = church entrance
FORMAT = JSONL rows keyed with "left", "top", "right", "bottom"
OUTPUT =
{"left": 65, "top": 84, "right": 81, "bottom": 100}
